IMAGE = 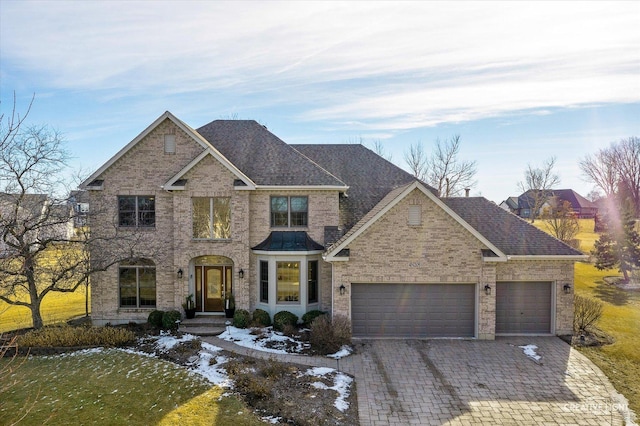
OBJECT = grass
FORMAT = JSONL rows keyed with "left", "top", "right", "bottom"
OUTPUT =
{"left": 0, "top": 348, "right": 265, "bottom": 426}
{"left": 574, "top": 262, "right": 640, "bottom": 415}
{"left": 0, "top": 286, "right": 90, "bottom": 333}
{"left": 535, "top": 217, "right": 640, "bottom": 414}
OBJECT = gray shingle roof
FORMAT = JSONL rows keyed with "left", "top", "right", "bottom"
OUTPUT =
{"left": 196, "top": 120, "right": 346, "bottom": 187}
{"left": 293, "top": 144, "right": 436, "bottom": 231}
{"left": 442, "top": 197, "right": 584, "bottom": 256}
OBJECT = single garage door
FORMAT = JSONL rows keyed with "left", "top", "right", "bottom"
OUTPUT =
{"left": 351, "top": 283, "right": 476, "bottom": 338}
{"left": 496, "top": 281, "right": 552, "bottom": 334}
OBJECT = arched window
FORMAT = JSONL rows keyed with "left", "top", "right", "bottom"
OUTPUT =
{"left": 119, "top": 259, "right": 156, "bottom": 308}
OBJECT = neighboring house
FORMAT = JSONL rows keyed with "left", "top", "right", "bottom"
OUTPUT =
{"left": 81, "top": 112, "right": 586, "bottom": 339}
{"left": 501, "top": 189, "right": 598, "bottom": 219}
{"left": 0, "top": 193, "right": 74, "bottom": 257}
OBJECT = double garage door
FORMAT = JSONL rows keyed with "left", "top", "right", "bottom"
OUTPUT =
{"left": 351, "top": 283, "right": 476, "bottom": 338}
{"left": 351, "top": 281, "right": 553, "bottom": 338}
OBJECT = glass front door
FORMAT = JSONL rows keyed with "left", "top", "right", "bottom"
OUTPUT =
{"left": 195, "top": 265, "right": 232, "bottom": 312}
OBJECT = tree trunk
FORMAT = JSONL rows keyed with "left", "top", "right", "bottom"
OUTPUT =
{"left": 30, "top": 296, "right": 43, "bottom": 329}
{"left": 85, "top": 278, "right": 90, "bottom": 317}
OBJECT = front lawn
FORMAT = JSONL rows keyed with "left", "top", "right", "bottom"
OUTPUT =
{"left": 0, "top": 348, "right": 264, "bottom": 426}
{"left": 0, "top": 286, "right": 90, "bottom": 333}
{"left": 534, "top": 217, "right": 640, "bottom": 414}
{"left": 574, "top": 262, "right": 640, "bottom": 415}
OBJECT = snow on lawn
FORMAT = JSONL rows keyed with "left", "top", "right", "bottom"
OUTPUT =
{"left": 305, "top": 367, "right": 353, "bottom": 412}
{"left": 219, "top": 326, "right": 310, "bottom": 354}
{"left": 143, "top": 332, "right": 231, "bottom": 387}
{"left": 519, "top": 344, "right": 542, "bottom": 362}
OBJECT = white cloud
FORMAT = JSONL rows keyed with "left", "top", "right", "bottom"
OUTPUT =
{"left": 1, "top": 1, "right": 638, "bottom": 131}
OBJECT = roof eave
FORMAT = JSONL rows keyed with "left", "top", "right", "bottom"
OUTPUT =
{"left": 254, "top": 185, "right": 349, "bottom": 191}
{"left": 506, "top": 255, "right": 588, "bottom": 261}
{"left": 253, "top": 250, "right": 324, "bottom": 256}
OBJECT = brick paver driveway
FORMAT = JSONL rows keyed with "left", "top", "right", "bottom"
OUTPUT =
{"left": 350, "top": 337, "right": 630, "bottom": 425}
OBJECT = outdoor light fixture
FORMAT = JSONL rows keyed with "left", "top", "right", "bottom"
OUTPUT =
{"left": 484, "top": 284, "right": 492, "bottom": 295}
{"left": 177, "top": 268, "right": 183, "bottom": 279}
{"left": 238, "top": 269, "right": 244, "bottom": 279}
{"left": 563, "top": 283, "right": 572, "bottom": 294}
{"left": 339, "top": 284, "right": 346, "bottom": 296}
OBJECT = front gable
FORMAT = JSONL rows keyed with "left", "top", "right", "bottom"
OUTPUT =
{"left": 325, "top": 181, "right": 506, "bottom": 263}
{"left": 82, "top": 111, "right": 213, "bottom": 191}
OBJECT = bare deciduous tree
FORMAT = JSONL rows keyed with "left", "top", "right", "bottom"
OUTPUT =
{"left": 427, "top": 135, "right": 477, "bottom": 197}
{"left": 579, "top": 146, "right": 619, "bottom": 198}
{"left": 580, "top": 137, "right": 640, "bottom": 215}
{"left": 403, "top": 135, "right": 476, "bottom": 196}
{"left": 611, "top": 137, "right": 640, "bottom": 215}
{"left": 403, "top": 141, "right": 429, "bottom": 182}
{"left": 0, "top": 96, "right": 166, "bottom": 329}
{"left": 518, "top": 157, "right": 560, "bottom": 222}
{"left": 371, "top": 139, "right": 392, "bottom": 162}
{"left": 541, "top": 200, "right": 580, "bottom": 246}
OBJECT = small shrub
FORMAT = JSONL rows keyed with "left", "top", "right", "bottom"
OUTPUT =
{"left": 273, "top": 311, "right": 298, "bottom": 332}
{"left": 301, "top": 310, "right": 326, "bottom": 327}
{"left": 574, "top": 295, "right": 604, "bottom": 333}
{"left": 252, "top": 309, "right": 272, "bottom": 327}
{"left": 147, "top": 310, "right": 164, "bottom": 327}
{"left": 17, "top": 325, "right": 136, "bottom": 348}
{"left": 232, "top": 372, "right": 272, "bottom": 402}
{"left": 310, "top": 314, "right": 352, "bottom": 355}
{"left": 162, "top": 310, "right": 182, "bottom": 330}
{"left": 260, "top": 357, "right": 290, "bottom": 379}
{"left": 233, "top": 309, "right": 251, "bottom": 328}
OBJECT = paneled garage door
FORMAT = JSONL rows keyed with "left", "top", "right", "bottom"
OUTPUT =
{"left": 496, "top": 282, "right": 552, "bottom": 334}
{"left": 351, "top": 283, "right": 476, "bottom": 338}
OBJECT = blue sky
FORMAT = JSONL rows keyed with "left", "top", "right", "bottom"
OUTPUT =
{"left": 1, "top": 1, "right": 639, "bottom": 203}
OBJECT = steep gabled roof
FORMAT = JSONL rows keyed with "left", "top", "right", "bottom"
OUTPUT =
{"left": 81, "top": 111, "right": 214, "bottom": 189}
{"left": 293, "top": 144, "right": 436, "bottom": 231}
{"left": 442, "top": 197, "right": 585, "bottom": 257}
{"left": 196, "top": 120, "right": 347, "bottom": 188}
{"left": 324, "top": 182, "right": 507, "bottom": 261}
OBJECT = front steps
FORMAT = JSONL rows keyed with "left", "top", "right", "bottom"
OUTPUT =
{"left": 179, "top": 315, "right": 232, "bottom": 336}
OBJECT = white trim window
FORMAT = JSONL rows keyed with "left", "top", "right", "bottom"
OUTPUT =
{"left": 257, "top": 255, "right": 320, "bottom": 317}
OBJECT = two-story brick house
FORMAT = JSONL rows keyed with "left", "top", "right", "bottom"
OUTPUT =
{"left": 82, "top": 111, "right": 585, "bottom": 339}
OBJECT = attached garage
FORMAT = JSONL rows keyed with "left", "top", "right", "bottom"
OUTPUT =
{"left": 351, "top": 283, "right": 476, "bottom": 338}
{"left": 495, "top": 282, "right": 553, "bottom": 334}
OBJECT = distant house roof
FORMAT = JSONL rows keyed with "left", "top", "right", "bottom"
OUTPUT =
{"left": 252, "top": 231, "right": 324, "bottom": 252}
{"left": 293, "top": 144, "right": 436, "bottom": 232}
{"left": 552, "top": 189, "right": 597, "bottom": 210}
{"left": 442, "top": 197, "right": 584, "bottom": 257}
{"left": 501, "top": 196, "right": 519, "bottom": 210}
{"left": 196, "top": 120, "right": 347, "bottom": 188}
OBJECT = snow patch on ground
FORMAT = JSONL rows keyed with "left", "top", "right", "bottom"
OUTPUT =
{"left": 327, "top": 345, "right": 352, "bottom": 359}
{"left": 305, "top": 366, "right": 353, "bottom": 412}
{"left": 519, "top": 344, "right": 542, "bottom": 362}
{"left": 218, "top": 326, "right": 310, "bottom": 354}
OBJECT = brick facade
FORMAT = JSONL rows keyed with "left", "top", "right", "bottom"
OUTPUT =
{"left": 87, "top": 114, "right": 578, "bottom": 338}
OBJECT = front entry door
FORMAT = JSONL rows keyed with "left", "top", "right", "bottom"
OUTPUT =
{"left": 195, "top": 265, "right": 232, "bottom": 313}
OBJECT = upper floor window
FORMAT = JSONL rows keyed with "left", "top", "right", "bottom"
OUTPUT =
{"left": 271, "top": 196, "right": 308, "bottom": 227}
{"left": 118, "top": 196, "right": 155, "bottom": 228}
{"left": 119, "top": 258, "right": 156, "bottom": 308}
{"left": 192, "top": 197, "right": 231, "bottom": 239}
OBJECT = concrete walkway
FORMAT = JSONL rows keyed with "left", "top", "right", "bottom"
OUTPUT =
{"left": 202, "top": 335, "right": 633, "bottom": 425}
